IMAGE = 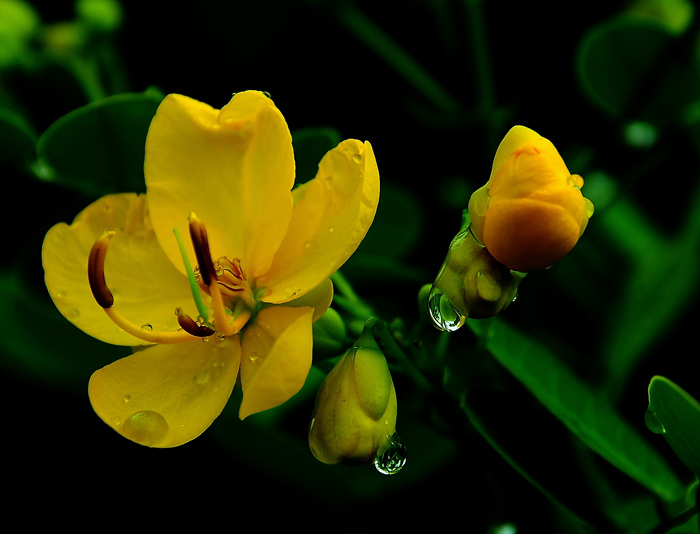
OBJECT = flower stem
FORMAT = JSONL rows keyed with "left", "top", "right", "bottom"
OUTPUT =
{"left": 367, "top": 317, "right": 435, "bottom": 393}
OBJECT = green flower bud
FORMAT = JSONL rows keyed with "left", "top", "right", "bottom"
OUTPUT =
{"left": 312, "top": 307, "right": 348, "bottom": 359}
{"left": 429, "top": 212, "right": 525, "bottom": 331}
{"left": 308, "top": 322, "right": 397, "bottom": 465}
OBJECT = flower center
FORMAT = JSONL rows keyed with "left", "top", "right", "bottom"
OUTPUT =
{"left": 87, "top": 213, "right": 254, "bottom": 344}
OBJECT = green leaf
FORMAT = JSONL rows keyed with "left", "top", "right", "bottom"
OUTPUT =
{"left": 577, "top": 16, "right": 673, "bottom": 117}
{"left": 470, "top": 318, "right": 686, "bottom": 503}
{"left": 0, "top": 106, "right": 36, "bottom": 167}
{"left": 34, "top": 90, "right": 163, "bottom": 196}
{"left": 0, "top": 271, "right": 127, "bottom": 389}
{"left": 464, "top": 388, "right": 659, "bottom": 532}
{"left": 648, "top": 376, "right": 700, "bottom": 478}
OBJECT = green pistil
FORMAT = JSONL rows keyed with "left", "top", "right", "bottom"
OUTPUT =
{"left": 173, "top": 227, "right": 210, "bottom": 326}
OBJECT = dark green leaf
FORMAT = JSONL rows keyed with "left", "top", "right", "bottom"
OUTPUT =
{"left": 470, "top": 318, "right": 686, "bottom": 503}
{"left": 0, "top": 106, "right": 36, "bottom": 167}
{"left": 35, "top": 90, "right": 163, "bottom": 196}
{"left": 648, "top": 376, "right": 700, "bottom": 478}
{"left": 577, "top": 16, "right": 673, "bottom": 117}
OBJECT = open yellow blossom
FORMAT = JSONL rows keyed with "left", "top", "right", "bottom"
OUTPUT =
{"left": 42, "top": 91, "right": 380, "bottom": 447}
{"left": 468, "top": 126, "right": 594, "bottom": 272}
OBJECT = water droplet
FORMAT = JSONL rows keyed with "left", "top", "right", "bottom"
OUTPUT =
{"left": 283, "top": 287, "right": 300, "bottom": 299}
{"left": 304, "top": 240, "right": 313, "bottom": 249}
{"left": 248, "top": 351, "right": 259, "bottom": 362}
{"left": 328, "top": 225, "right": 335, "bottom": 233}
{"left": 194, "top": 370, "right": 210, "bottom": 384}
{"left": 141, "top": 324, "right": 153, "bottom": 331}
{"left": 352, "top": 153, "right": 362, "bottom": 164}
{"left": 645, "top": 407, "right": 666, "bottom": 434}
{"left": 120, "top": 410, "right": 169, "bottom": 446}
{"left": 122, "top": 394, "right": 131, "bottom": 403}
{"left": 374, "top": 432, "right": 407, "bottom": 475}
{"left": 427, "top": 286, "right": 466, "bottom": 332}
{"left": 64, "top": 308, "right": 80, "bottom": 320}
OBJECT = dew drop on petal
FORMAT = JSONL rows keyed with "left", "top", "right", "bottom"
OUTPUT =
{"left": 194, "top": 369, "right": 210, "bottom": 385}
{"left": 328, "top": 225, "right": 335, "bottom": 233}
{"left": 427, "top": 286, "right": 466, "bottom": 332}
{"left": 141, "top": 324, "right": 153, "bottom": 331}
{"left": 122, "top": 394, "right": 131, "bottom": 403}
{"left": 374, "top": 432, "right": 407, "bottom": 475}
{"left": 120, "top": 410, "right": 169, "bottom": 446}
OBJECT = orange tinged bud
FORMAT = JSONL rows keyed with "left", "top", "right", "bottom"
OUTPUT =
{"left": 469, "top": 126, "right": 594, "bottom": 272}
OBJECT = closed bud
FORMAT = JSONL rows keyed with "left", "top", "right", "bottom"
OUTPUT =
{"left": 312, "top": 307, "right": 348, "bottom": 359}
{"left": 469, "top": 126, "right": 594, "bottom": 272}
{"left": 308, "top": 321, "right": 397, "bottom": 465}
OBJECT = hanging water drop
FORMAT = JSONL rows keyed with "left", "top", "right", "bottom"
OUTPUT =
{"left": 374, "top": 432, "right": 407, "bottom": 475}
{"left": 427, "top": 285, "right": 466, "bottom": 332}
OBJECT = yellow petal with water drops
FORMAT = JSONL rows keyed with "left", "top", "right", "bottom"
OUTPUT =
{"left": 145, "top": 91, "right": 295, "bottom": 280}
{"left": 258, "top": 140, "right": 379, "bottom": 303}
{"left": 278, "top": 277, "right": 333, "bottom": 323}
{"left": 88, "top": 335, "right": 240, "bottom": 447}
{"left": 239, "top": 306, "right": 314, "bottom": 419}
{"left": 42, "top": 193, "right": 199, "bottom": 346}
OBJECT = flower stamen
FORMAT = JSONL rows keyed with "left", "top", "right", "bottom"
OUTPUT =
{"left": 87, "top": 231, "right": 202, "bottom": 344}
{"left": 188, "top": 213, "right": 237, "bottom": 336}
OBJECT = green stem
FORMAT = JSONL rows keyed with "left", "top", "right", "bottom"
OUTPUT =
{"left": 368, "top": 317, "right": 435, "bottom": 393}
{"left": 173, "top": 227, "right": 210, "bottom": 325}
{"left": 336, "top": 1, "right": 460, "bottom": 114}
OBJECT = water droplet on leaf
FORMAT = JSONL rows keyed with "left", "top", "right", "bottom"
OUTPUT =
{"left": 375, "top": 432, "right": 407, "bottom": 475}
{"left": 427, "top": 286, "right": 466, "bottom": 332}
{"left": 645, "top": 406, "right": 666, "bottom": 434}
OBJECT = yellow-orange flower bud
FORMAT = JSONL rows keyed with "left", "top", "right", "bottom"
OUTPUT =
{"left": 308, "top": 324, "right": 398, "bottom": 466}
{"left": 468, "top": 126, "right": 594, "bottom": 272}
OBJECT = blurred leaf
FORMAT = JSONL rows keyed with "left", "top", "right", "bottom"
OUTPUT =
{"left": 292, "top": 126, "right": 342, "bottom": 184}
{"left": 343, "top": 183, "right": 426, "bottom": 282}
{"left": 0, "top": 270, "right": 127, "bottom": 389}
{"left": 34, "top": 89, "right": 163, "bottom": 196}
{"left": 0, "top": 106, "right": 36, "bottom": 167}
{"left": 600, "top": 183, "right": 700, "bottom": 397}
{"left": 577, "top": 16, "right": 673, "bottom": 118}
{"left": 465, "top": 388, "right": 658, "bottom": 533}
{"left": 469, "top": 318, "right": 686, "bottom": 503}
{"left": 648, "top": 376, "right": 700, "bottom": 478}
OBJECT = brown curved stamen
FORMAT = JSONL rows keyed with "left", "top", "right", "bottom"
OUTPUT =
{"left": 88, "top": 231, "right": 116, "bottom": 308}
{"left": 188, "top": 213, "right": 216, "bottom": 286}
{"left": 87, "top": 231, "right": 200, "bottom": 344}
{"left": 176, "top": 308, "right": 216, "bottom": 337}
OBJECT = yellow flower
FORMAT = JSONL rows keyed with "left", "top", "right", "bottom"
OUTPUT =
{"left": 468, "top": 126, "right": 594, "bottom": 272}
{"left": 308, "top": 325, "right": 397, "bottom": 465}
{"left": 42, "top": 91, "right": 380, "bottom": 447}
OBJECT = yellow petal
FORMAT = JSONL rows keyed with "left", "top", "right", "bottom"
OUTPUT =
{"left": 42, "top": 193, "right": 199, "bottom": 346}
{"left": 144, "top": 91, "right": 295, "bottom": 280}
{"left": 239, "top": 306, "right": 314, "bottom": 419}
{"left": 483, "top": 198, "right": 581, "bottom": 271}
{"left": 490, "top": 125, "right": 549, "bottom": 182}
{"left": 278, "top": 277, "right": 334, "bottom": 323}
{"left": 258, "top": 140, "right": 379, "bottom": 303}
{"left": 88, "top": 335, "right": 240, "bottom": 447}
